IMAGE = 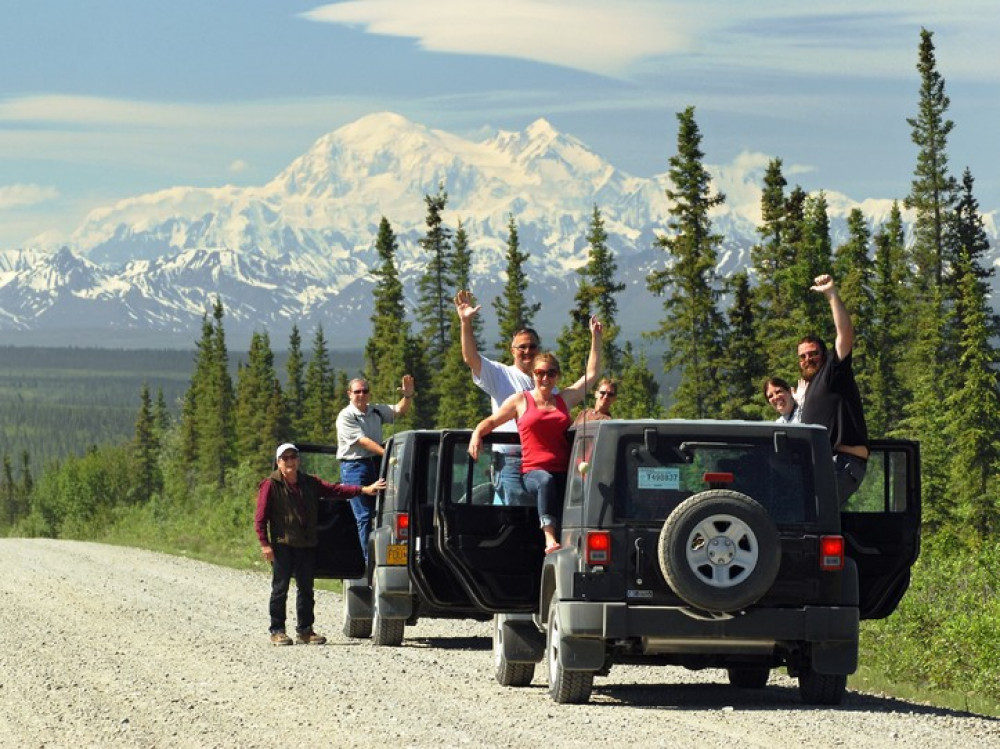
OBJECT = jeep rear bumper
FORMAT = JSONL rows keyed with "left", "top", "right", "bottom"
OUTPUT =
{"left": 555, "top": 601, "right": 859, "bottom": 672}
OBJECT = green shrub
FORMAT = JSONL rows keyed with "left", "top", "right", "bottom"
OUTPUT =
{"left": 861, "top": 540, "right": 1000, "bottom": 703}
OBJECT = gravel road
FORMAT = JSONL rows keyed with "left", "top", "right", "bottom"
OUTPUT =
{"left": 1, "top": 538, "right": 996, "bottom": 748}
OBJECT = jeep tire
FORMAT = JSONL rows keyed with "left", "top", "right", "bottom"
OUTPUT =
{"left": 342, "top": 585, "right": 372, "bottom": 639}
{"left": 658, "top": 490, "right": 781, "bottom": 612}
{"left": 799, "top": 668, "right": 847, "bottom": 705}
{"left": 493, "top": 615, "right": 535, "bottom": 687}
{"left": 371, "top": 572, "right": 405, "bottom": 647}
{"left": 546, "top": 594, "right": 595, "bottom": 704}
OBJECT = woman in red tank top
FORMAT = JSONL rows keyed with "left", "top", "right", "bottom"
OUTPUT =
{"left": 469, "top": 317, "right": 603, "bottom": 553}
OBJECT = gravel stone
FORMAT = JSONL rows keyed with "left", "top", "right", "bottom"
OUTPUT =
{"left": 1, "top": 539, "right": 997, "bottom": 748}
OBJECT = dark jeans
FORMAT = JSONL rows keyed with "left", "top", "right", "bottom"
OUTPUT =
{"left": 341, "top": 457, "right": 379, "bottom": 561}
{"left": 834, "top": 452, "right": 868, "bottom": 507}
{"left": 269, "top": 543, "right": 317, "bottom": 635}
{"left": 523, "top": 470, "right": 567, "bottom": 529}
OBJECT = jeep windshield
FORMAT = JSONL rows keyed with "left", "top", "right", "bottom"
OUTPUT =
{"left": 613, "top": 433, "right": 817, "bottom": 524}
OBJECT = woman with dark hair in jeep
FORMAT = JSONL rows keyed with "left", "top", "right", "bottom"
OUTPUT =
{"left": 468, "top": 317, "right": 602, "bottom": 554}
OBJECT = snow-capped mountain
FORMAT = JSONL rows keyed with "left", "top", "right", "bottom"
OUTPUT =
{"left": 1, "top": 112, "right": 996, "bottom": 347}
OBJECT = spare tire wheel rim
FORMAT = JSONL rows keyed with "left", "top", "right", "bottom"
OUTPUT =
{"left": 685, "top": 513, "right": 758, "bottom": 587}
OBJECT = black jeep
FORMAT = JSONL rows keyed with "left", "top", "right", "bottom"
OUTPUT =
{"left": 338, "top": 430, "right": 492, "bottom": 646}
{"left": 430, "top": 420, "right": 921, "bottom": 705}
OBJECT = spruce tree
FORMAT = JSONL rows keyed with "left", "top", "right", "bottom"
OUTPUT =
{"left": 905, "top": 27, "right": 958, "bottom": 291}
{"left": 366, "top": 216, "right": 427, "bottom": 427}
{"left": 493, "top": 214, "right": 540, "bottom": 357}
{"left": 867, "top": 204, "right": 910, "bottom": 437}
{"left": 646, "top": 106, "right": 726, "bottom": 418}
{"left": 436, "top": 220, "right": 489, "bottom": 427}
{"left": 613, "top": 342, "right": 663, "bottom": 419}
{"left": 719, "top": 271, "right": 766, "bottom": 419}
{"left": 179, "top": 299, "right": 235, "bottom": 487}
{"left": 235, "top": 331, "right": 286, "bottom": 467}
{"left": 179, "top": 314, "right": 213, "bottom": 464}
{"left": 301, "top": 326, "right": 337, "bottom": 443}
{"left": 132, "top": 382, "right": 161, "bottom": 503}
{"left": 153, "top": 387, "right": 170, "bottom": 435}
{"left": 556, "top": 205, "right": 625, "bottom": 382}
{"left": 200, "top": 298, "right": 236, "bottom": 488}
{"left": 898, "top": 286, "right": 951, "bottom": 534}
{"left": 942, "top": 169, "right": 1000, "bottom": 540}
{"left": 416, "top": 186, "right": 454, "bottom": 354}
{"left": 750, "top": 159, "right": 799, "bottom": 376}
{"left": 833, "top": 208, "right": 876, "bottom": 408}
{"left": 284, "top": 324, "right": 306, "bottom": 437}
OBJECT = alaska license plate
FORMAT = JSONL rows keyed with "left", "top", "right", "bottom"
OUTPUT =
{"left": 386, "top": 543, "right": 407, "bottom": 565}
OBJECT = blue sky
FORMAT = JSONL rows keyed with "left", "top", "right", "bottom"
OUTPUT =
{"left": 1, "top": 0, "right": 997, "bottom": 249}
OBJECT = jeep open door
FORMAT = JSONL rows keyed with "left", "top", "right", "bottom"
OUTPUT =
{"left": 841, "top": 439, "right": 921, "bottom": 619}
{"left": 296, "top": 443, "right": 367, "bottom": 580}
{"left": 432, "top": 430, "right": 542, "bottom": 613}
{"left": 401, "top": 432, "right": 486, "bottom": 611}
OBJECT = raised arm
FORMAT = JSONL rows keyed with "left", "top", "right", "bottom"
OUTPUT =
{"left": 811, "top": 274, "right": 853, "bottom": 360}
{"left": 454, "top": 290, "right": 483, "bottom": 377}
{"left": 563, "top": 316, "right": 603, "bottom": 408}
{"left": 392, "top": 374, "right": 415, "bottom": 416}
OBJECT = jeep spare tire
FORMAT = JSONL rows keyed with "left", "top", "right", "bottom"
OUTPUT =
{"left": 658, "top": 490, "right": 780, "bottom": 612}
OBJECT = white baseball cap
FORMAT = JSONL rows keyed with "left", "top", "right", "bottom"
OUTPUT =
{"left": 275, "top": 443, "right": 299, "bottom": 461}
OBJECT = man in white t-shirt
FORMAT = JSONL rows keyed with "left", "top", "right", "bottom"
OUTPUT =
{"left": 454, "top": 290, "right": 539, "bottom": 505}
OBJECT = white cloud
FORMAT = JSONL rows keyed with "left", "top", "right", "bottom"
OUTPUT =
{"left": 228, "top": 159, "right": 251, "bottom": 173}
{"left": 301, "top": 1, "right": 1000, "bottom": 82}
{"left": 0, "top": 183, "right": 59, "bottom": 209}
{"left": 302, "top": 0, "right": 694, "bottom": 77}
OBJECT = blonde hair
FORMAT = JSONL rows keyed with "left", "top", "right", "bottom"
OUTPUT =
{"left": 531, "top": 352, "right": 560, "bottom": 372}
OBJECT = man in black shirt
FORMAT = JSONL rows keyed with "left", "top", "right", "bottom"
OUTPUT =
{"left": 797, "top": 274, "right": 869, "bottom": 505}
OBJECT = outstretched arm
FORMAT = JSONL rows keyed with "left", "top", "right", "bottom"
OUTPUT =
{"left": 468, "top": 393, "right": 519, "bottom": 460}
{"left": 811, "top": 274, "right": 853, "bottom": 360}
{"left": 563, "top": 316, "right": 603, "bottom": 408}
{"left": 454, "top": 290, "right": 484, "bottom": 378}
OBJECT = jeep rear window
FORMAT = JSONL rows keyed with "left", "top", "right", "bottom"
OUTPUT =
{"left": 616, "top": 436, "right": 816, "bottom": 524}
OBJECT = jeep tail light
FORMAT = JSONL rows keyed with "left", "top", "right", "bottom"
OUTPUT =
{"left": 586, "top": 530, "right": 611, "bottom": 565}
{"left": 394, "top": 513, "right": 410, "bottom": 542}
{"left": 819, "top": 535, "right": 844, "bottom": 571}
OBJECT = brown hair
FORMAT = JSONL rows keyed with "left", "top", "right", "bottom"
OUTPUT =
{"left": 762, "top": 376, "right": 792, "bottom": 399}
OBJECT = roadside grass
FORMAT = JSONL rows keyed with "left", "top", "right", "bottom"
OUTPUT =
{"left": 850, "top": 666, "right": 1000, "bottom": 718}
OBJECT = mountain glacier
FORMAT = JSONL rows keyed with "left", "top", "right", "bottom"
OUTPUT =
{"left": 0, "top": 111, "right": 995, "bottom": 348}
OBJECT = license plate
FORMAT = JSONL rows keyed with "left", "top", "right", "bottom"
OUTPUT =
{"left": 386, "top": 544, "right": 407, "bottom": 565}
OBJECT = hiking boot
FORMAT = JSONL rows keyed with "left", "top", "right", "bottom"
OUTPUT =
{"left": 296, "top": 629, "right": 327, "bottom": 645}
{"left": 270, "top": 632, "right": 293, "bottom": 646}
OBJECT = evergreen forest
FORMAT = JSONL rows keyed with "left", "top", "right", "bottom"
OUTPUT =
{"left": 0, "top": 29, "right": 996, "bottom": 714}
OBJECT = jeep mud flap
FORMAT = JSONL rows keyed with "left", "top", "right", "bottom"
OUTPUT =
{"left": 343, "top": 577, "right": 373, "bottom": 619}
{"left": 498, "top": 613, "right": 545, "bottom": 664}
{"left": 374, "top": 565, "right": 413, "bottom": 620}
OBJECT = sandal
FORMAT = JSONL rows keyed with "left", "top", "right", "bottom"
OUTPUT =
{"left": 545, "top": 542, "right": 562, "bottom": 555}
